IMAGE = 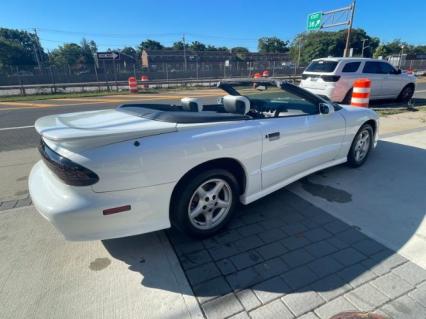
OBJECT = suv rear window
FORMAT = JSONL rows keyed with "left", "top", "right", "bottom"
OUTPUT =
{"left": 342, "top": 62, "right": 361, "bottom": 73}
{"left": 305, "top": 60, "right": 338, "bottom": 73}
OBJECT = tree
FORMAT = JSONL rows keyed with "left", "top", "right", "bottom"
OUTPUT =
{"left": 373, "top": 39, "right": 416, "bottom": 58}
{"left": 373, "top": 45, "right": 392, "bottom": 58}
{"left": 49, "top": 43, "right": 83, "bottom": 71}
{"left": 289, "top": 29, "right": 380, "bottom": 65}
{"left": 207, "top": 45, "right": 228, "bottom": 51}
{"left": 258, "top": 37, "right": 289, "bottom": 53}
{"left": 0, "top": 28, "right": 45, "bottom": 69}
{"left": 172, "top": 41, "right": 188, "bottom": 50}
{"left": 138, "top": 39, "right": 164, "bottom": 51}
{"left": 120, "top": 46, "right": 138, "bottom": 61}
{"left": 231, "top": 47, "right": 249, "bottom": 61}
{"left": 189, "top": 41, "right": 206, "bottom": 51}
{"left": 80, "top": 38, "right": 97, "bottom": 66}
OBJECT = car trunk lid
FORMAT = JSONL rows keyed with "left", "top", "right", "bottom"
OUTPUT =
{"left": 35, "top": 109, "right": 177, "bottom": 151}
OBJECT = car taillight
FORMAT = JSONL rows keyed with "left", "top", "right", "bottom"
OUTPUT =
{"left": 321, "top": 75, "right": 341, "bottom": 82}
{"left": 38, "top": 139, "right": 99, "bottom": 186}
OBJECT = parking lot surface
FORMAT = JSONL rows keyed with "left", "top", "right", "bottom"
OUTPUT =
{"left": 1, "top": 89, "right": 426, "bottom": 319}
{"left": 289, "top": 129, "right": 426, "bottom": 269}
{"left": 0, "top": 206, "right": 202, "bottom": 319}
{"left": 168, "top": 190, "right": 426, "bottom": 319}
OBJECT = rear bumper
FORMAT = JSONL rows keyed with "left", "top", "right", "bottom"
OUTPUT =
{"left": 29, "top": 161, "right": 174, "bottom": 241}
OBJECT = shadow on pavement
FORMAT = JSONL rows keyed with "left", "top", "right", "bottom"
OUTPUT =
{"left": 370, "top": 97, "right": 426, "bottom": 108}
{"left": 103, "top": 140, "right": 426, "bottom": 317}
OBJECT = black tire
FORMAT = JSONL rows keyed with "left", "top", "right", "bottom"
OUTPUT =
{"left": 341, "top": 88, "right": 353, "bottom": 104}
{"left": 347, "top": 124, "right": 373, "bottom": 167}
{"left": 171, "top": 169, "right": 239, "bottom": 238}
{"left": 397, "top": 84, "right": 414, "bottom": 102}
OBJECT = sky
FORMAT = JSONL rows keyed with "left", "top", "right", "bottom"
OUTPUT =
{"left": 0, "top": 0, "right": 425, "bottom": 52}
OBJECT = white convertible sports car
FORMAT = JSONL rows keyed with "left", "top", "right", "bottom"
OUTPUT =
{"left": 29, "top": 80, "right": 378, "bottom": 240}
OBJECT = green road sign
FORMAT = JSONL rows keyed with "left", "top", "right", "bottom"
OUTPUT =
{"left": 307, "top": 12, "right": 322, "bottom": 31}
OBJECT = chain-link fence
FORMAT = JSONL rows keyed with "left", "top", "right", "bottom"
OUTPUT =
{"left": 0, "top": 60, "right": 306, "bottom": 87}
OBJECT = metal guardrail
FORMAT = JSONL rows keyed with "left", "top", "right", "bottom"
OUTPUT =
{"left": 0, "top": 76, "right": 302, "bottom": 97}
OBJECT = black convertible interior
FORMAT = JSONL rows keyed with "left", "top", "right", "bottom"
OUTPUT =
{"left": 117, "top": 80, "right": 330, "bottom": 124}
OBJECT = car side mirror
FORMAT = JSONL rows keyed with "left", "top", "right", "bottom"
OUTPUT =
{"left": 319, "top": 103, "right": 334, "bottom": 115}
{"left": 396, "top": 69, "right": 402, "bottom": 74}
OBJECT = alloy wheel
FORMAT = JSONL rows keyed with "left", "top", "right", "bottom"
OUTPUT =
{"left": 354, "top": 129, "right": 371, "bottom": 162}
{"left": 188, "top": 178, "right": 232, "bottom": 230}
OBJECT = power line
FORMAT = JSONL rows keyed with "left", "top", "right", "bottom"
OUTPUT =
{"left": 24, "top": 27, "right": 260, "bottom": 43}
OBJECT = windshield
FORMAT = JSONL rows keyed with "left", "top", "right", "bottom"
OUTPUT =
{"left": 221, "top": 81, "right": 321, "bottom": 117}
{"left": 305, "top": 60, "right": 338, "bottom": 73}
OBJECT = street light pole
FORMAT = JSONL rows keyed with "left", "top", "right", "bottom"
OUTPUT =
{"left": 344, "top": 0, "right": 356, "bottom": 57}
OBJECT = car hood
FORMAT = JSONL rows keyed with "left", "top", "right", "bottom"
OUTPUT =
{"left": 35, "top": 109, "right": 177, "bottom": 151}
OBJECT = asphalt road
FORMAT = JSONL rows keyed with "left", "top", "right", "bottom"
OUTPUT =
{"left": 0, "top": 91, "right": 221, "bottom": 151}
{"left": 0, "top": 83, "right": 425, "bottom": 152}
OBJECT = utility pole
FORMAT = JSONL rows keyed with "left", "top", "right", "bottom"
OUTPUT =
{"left": 182, "top": 34, "right": 187, "bottom": 72}
{"left": 296, "top": 37, "right": 302, "bottom": 75}
{"left": 344, "top": 0, "right": 356, "bottom": 57}
{"left": 32, "top": 28, "right": 42, "bottom": 69}
{"left": 399, "top": 45, "right": 405, "bottom": 69}
{"left": 361, "top": 39, "right": 367, "bottom": 57}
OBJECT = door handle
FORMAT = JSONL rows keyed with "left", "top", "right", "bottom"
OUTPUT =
{"left": 266, "top": 132, "right": 280, "bottom": 140}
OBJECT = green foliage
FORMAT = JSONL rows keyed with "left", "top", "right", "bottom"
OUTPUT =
{"left": 231, "top": 47, "right": 249, "bottom": 61}
{"left": 373, "top": 39, "right": 426, "bottom": 57}
{"left": 206, "top": 45, "right": 228, "bottom": 51}
{"left": 120, "top": 47, "right": 138, "bottom": 61}
{"left": 0, "top": 28, "right": 44, "bottom": 70}
{"left": 258, "top": 37, "right": 289, "bottom": 53}
{"left": 189, "top": 41, "right": 206, "bottom": 51}
{"left": 172, "top": 41, "right": 188, "bottom": 50}
{"left": 138, "top": 39, "right": 164, "bottom": 51}
{"left": 289, "top": 29, "right": 380, "bottom": 64}
{"left": 49, "top": 43, "right": 83, "bottom": 70}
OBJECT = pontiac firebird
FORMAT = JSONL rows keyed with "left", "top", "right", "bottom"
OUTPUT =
{"left": 29, "top": 80, "right": 378, "bottom": 240}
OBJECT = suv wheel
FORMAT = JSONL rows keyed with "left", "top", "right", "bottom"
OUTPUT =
{"left": 342, "top": 89, "right": 353, "bottom": 104}
{"left": 397, "top": 85, "right": 414, "bottom": 102}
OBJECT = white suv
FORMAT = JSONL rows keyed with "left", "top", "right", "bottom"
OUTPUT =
{"left": 300, "top": 57, "right": 416, "bottom": 104}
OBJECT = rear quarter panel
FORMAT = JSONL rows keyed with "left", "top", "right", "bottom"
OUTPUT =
{"left": 75, "top": 120, "right": 263, "bottom": 197}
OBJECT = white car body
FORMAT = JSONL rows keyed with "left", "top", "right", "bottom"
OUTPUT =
{"left": 300, "top": 57, "right": 416, "bottom": 102}
{"left": 29, "top": 80, "right": 379, "bottom": 241}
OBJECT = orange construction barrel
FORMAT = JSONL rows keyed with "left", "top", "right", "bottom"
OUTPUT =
{"left": 128, "top": 76, "right": 138, "bottom": 93}
{"left": 141, "top": 75, "right": 149, "bottom": 89}
{"left": 351, "top": 78, "right": 371, "bottom": 107}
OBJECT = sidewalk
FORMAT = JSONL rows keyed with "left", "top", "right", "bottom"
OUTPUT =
{"left": 0, "top": 206, "right": 203, "bottom": 319}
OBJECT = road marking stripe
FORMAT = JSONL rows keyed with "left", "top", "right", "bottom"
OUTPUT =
{"left": 0, "top": 93, "right": 224, "bottom": 111}
{"left": 0, "top": 125, "right": 35, "bottom": 131}
{"left": 0, "top": 101, "right": 54, "bottom": 107}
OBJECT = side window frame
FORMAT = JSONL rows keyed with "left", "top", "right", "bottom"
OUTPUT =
{"left": 362, "top": 61, "right": 383, "bottom": 74}
{"left": 379, "top": 62, "right": 397, "bottom": 74}
{"left": 342, "top": 61, "right": 361, "bottom": 73}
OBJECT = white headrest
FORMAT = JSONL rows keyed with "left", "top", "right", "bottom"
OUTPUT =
{"left": 181, "top": 97, "right": 203, "bottom": 112}
{"left": 222, "top": 95, "right": 250, "bottom": 114}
